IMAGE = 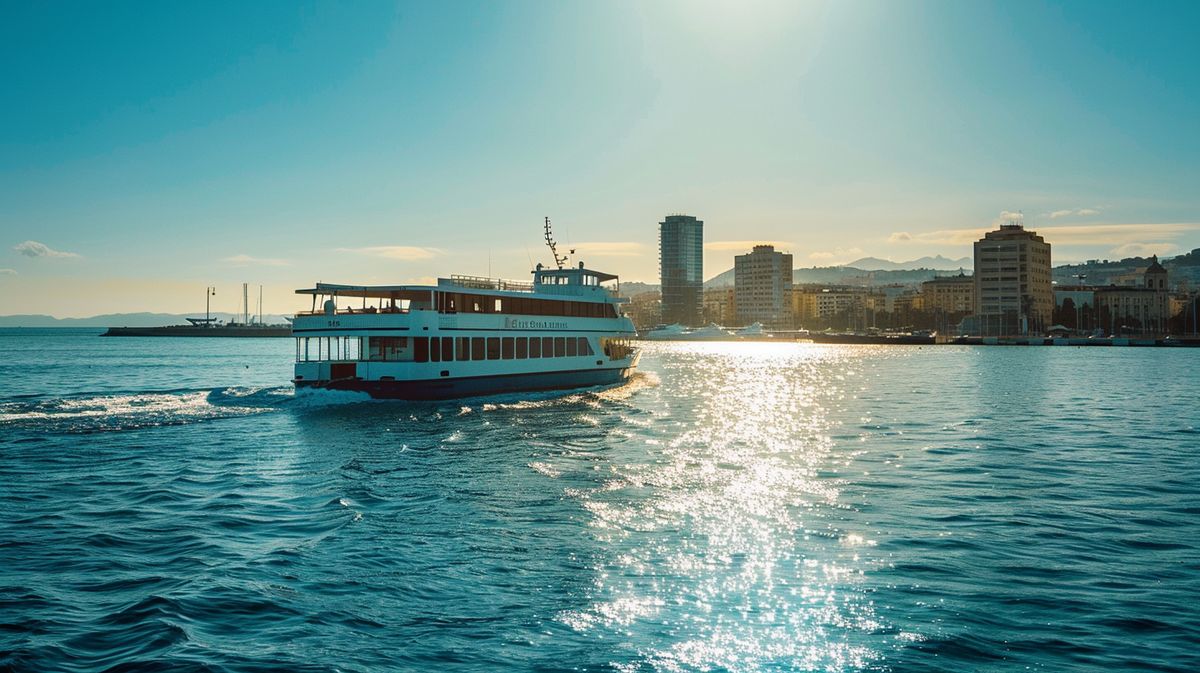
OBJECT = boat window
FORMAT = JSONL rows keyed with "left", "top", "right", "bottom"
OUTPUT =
{"left": 515, "top": 337, "right": 527, "bottom": 359}
{"left": 502, "top": 337, "right": 514, "bottom": 359}
{"left": 430, "top": 337, "right": 441, "bottom": 362}
{"left": 542, "top": 336, "right": 554, "bottom": 358}
{"left": 578, "top": 337, "right": 593, "bottom": 356}
{"left": 369, "top": 336, "right": 408, "bottom": 361}
{"left": 414, "top": 337, "right": 428, "bottom": 363}
{"left": 566, "top": 337, "right": 577, "bottom": 357}
{"left": 554, "top": 337, "right": 565, "bottom": 357}
{"left": 487, "top": 337, "right": 500, "bottom": 360}
{"left": 442, "top": 337, "right": 454, "bottom": 362}
{"left": 529, "top": 336, "right": 541, "bottom": 358}
{"left": 471, "top": 337, "right": 485, "bottom": 360}
{"left": 494, "top": 299, "right": 502, "bottom": 313}
{"left": 456, "top": 337, "right": 469, "bottom": 361}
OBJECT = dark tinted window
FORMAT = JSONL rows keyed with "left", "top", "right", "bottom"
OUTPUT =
{"left": 487, "top": 337, "right": 500, "bottom": 360}
{"left": 456, "top": 337, "right": 469, "bottom": 361}
{"left": 471, "top": 337, "right": 485, "bottom": 360}
{"left": 414, "top": 337, "right": 429, "bottom": 363}
{"left": 565, "top": 337, "right": 577, "bottom": 357}
{"left": 543, "top": 337, "right": 554, "bottom": 357}
{"left": 578, "top": 337, "right": 592, "bottom": 356}
{"left": 515, "top": 337, "right": 527, "bottom": 359}
{"left": 554, "top": 337, "right": 565, "bottom": 357}
{"left": 429, "top": 336, "right": 441, "bottom": 362}
{"left": 502, "top": 337, "right": 514, "bottom": 359}
{"left": 442, "top": 337, "right": 454, "bottom": 361}
{"left": 529, "top": 337, "right": 541, "bottom": 358}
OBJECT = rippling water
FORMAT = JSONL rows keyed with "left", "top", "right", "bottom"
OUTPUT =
{"left": 2, "top": 329, "right": 1198, "bottom": 672}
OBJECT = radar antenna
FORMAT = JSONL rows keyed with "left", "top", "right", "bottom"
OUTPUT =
{"left": 544, "top": 216, "right": 567, "bottom": 269}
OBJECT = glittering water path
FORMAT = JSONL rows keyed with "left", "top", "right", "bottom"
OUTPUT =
{"left": 1, "top": 330, "right": 1198, "bottom": 672}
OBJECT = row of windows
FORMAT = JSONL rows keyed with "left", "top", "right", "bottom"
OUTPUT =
{"left": 436, "top": 292, "right": 616, "bottom": 318}
{"left": 373, "top": 335, "right": 594, "bottom": 363}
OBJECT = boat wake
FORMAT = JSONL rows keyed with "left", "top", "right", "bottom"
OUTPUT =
{"left": 0, "top": 375, "right": 654, "bottom": 435}
{"left": 0, "top": 385, "right": 378, "bottom": 435}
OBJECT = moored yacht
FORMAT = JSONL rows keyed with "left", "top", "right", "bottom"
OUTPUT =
{"left": 291, "top": 257, "right": 639, "bottom": 400}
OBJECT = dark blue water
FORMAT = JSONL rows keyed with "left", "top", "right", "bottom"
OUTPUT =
{"left": 2, "top": 329, "right": 1198, "bottom": 672}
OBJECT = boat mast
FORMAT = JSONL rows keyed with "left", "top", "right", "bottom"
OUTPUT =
{"left": 242, "top": 283, "right": 249, "bottom": 326}
{"left": 206, "top": 286, "right": 216, "bottom": 326}
{"left": 544, "top": 217, "right": 567, "bottom": 270}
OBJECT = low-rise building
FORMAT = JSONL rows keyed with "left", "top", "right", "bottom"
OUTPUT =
{"left": 625, "top": 291, "right": 661, "bottom": 331}
{"left": 921, "top": 274, "right": 975, "bottom": 314}
{"left": 1093, "top": 256, "right": 1170, "bottom": 335}
{"left": 792, "top": 286, "right": 879, "bottom": 329}
{"left": 702, "top": 287, "right": 737, "bottom": 326}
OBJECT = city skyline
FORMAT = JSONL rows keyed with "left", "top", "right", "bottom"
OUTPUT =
{"left": 3, "top": 1, "right": 1200, "bottom": 316}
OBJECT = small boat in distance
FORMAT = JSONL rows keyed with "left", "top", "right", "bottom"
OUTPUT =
{"left": 291, "top": 219, "right": 639, "bottom": 400}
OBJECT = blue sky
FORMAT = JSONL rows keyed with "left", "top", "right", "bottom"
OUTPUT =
{"left": 2, "top": 0, "right": 1198, "bottom": 316}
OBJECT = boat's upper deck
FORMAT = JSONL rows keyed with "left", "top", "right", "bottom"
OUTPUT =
{"left": 294, "top": 263, "right": 627, "bottom": 317}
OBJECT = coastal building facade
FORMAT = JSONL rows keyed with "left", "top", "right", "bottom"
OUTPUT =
{"left": 659, "top": 214, "right": 704, "bottom": 326}
{"left": 921, "top": 274, "right": 975, "bottom": 315}
{"left": 734, "top": 245, "right": 793, "bottom": 329}
{"left": 702, "top": 287, "right": 737, "bottom": 326}
{"left": 1094, "top": 256, "right": 1171, "bottom": 335}
{"left": 973, "top": 222, "right": 1053, "bottom": 335}
{"left": 792, "top": 286, "right": 879, "bottom": 329}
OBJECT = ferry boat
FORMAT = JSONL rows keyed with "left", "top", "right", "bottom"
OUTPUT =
{"left": 291, "top": 261, "right": 639, "bottom": 400}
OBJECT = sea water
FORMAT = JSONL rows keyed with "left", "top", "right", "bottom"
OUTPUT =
{"left": 1, "top": 329, "right": 1198, "bottom": 672}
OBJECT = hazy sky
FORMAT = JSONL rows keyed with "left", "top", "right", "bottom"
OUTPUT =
{"left": 3, "top": 0, "right": 1199, "bottom": 316}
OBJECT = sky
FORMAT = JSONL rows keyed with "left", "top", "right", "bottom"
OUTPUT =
{"left": 2, "top": 0, "right": 1199, "bottom": 317}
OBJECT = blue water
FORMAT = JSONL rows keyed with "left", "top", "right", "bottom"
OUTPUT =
{"left": 1, "top": 329, "right": 1198, "bottom": 672}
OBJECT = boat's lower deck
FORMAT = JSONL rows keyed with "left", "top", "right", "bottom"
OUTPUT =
{"left": 295, "top": 364, "right": 635, "bottom": 400}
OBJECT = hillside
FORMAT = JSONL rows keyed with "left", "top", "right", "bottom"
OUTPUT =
{"left": 845, "top": 255, "right": 971, "bottom": 271}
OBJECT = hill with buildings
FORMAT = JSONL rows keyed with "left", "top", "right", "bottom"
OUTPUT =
{"left": 1053, "top": 249, "right": 1200, "bottom": 287}
{"left": 703, "top": 265, "right": 954, "bottom": 288}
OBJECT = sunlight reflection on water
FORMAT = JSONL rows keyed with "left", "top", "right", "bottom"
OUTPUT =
{"left": 557, "top": 343, "right": 887, "bottom": 671}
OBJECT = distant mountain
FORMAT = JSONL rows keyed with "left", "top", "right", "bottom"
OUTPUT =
{"left": 0, "top": 312, "right": 292, "bottom": 328}
{"left": 845, "top": 255, "right": 972, "bottom": 271}
{"left": 616, "top": 281, "right": 659, "bottom": 297}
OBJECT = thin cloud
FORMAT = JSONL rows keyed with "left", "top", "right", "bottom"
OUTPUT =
{"left": 705, "top": 240, "right": 791, "bottom": 252}
{"left": 1109, "top": 242, "right": 1175, "bottom": 257}
{"left": 13, "top": 240, "right": 80, "bottom": 259}
{"left": 1048, "top": 207, "right": 1101, "bottom": 219}
{"left": 0, "top": 268, "right": 16, "bottom": 275}
{"left": 808, "top": 247, "right": 863, "bottom": 263}
{"left": 1038, "top": 222, "right": 1199, "bottom": 245}
{"left": 337, "top": 246, "right": 442, "bottom": 261}
{"left": 892, "top": 222, "right": 1200, "bottom": 247}
{"left": 888, "top": 232, "right": 913, "bottom": 243}
{"left": 570, "top": 242, "right": 646, "bottom": 257}
{"left": 222, "top": 253, "right": 289, "bottom": 267}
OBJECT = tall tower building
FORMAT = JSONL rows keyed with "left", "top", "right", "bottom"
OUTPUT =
{"left": 734, "top": 245, "right": 793, "bottom": 329}
{"left": 659, "top": 214, "right": 703, "bottom": 326}
{"left": 973, "top": 221, "right": 1052, "bottom": 335}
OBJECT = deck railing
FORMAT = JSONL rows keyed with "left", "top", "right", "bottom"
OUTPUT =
{"left": 294, "top": 307, "right": 411, "bottom": 316}
{"left": 448, "top": 275, "right": 535, "bottom": 292}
